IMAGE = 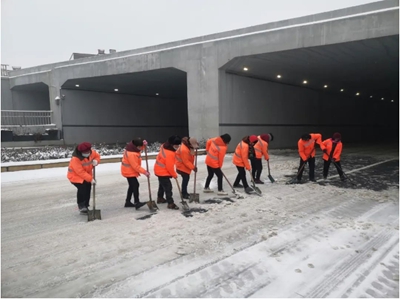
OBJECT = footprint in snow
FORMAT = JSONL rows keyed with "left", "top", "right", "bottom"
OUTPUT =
{"left": 295, "top": 269, "right": 302, "bottom": 273}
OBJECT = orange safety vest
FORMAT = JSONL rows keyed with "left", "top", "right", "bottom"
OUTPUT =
{"left": 175, "top": 144, "right": 195, "bottom": 174}
{"left": 232, "top": 141, "right": 251, "bottom": 170}
{"left": 254, "top": 135, "right": 269, "bottom": 160}
{"left": 298, "top": 133, "right": 325, "bottom": 161}
{"left": 322, "top": 139, "right": 343, "bottom": 161}
{"left": 154, "top": 145, "right": 178, "bottom": 178}
{"left": 67, "top": 150, "right": 101, "bottom": 184}
{"left": 121, "top": 150, "right": 147, "bottom": 178}
{"left": 205, "top": 136, "right": 228, "bottom": 168}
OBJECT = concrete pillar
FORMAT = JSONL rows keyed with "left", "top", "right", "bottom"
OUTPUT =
{"left": 47, "top": 74, "right": 63, "bottom": 130}
{"left": 186, "top": 59, "right": 220, "bottom": 141}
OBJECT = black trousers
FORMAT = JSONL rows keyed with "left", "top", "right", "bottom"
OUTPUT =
{"left": 126, "top": 177, "right": 140, "bottom": 203}
{"left": 323, "top": 160, "right": 344, "bottom": 177}
{"left": 72, "top": 181, "right": 92, "bottom": 208}
{"left": 177, "top": 170, "right": 190, "bottom": 196}
{"left": 157, "top": 176, "right": 174, "bottom": 204}
{"left": 205, "top": 166, "right": 223, "bottom": 191}
{"left": 234, "top": 166, "right": 249, "bottom": 188}
{"left": 250, "top": 158, "right": 263, "bottom": 180}
{"left": 297, "top": 157, "right": 315, "bottom": 180}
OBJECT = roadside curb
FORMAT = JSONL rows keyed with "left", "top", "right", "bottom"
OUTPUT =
{"left": 1, "top": 149, "right": 206, "bottom": 173}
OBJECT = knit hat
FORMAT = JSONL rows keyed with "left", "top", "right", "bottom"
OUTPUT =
{"left": 168, "top": 135, "right": 182, "bottom": 145}
{"left": 333, "top": 132, "right": 341, "bottom": 140}
{"left": 220, "top": 133, "right": 231, "bottom": 144}
{"left": 301, "top": 133, "right": 311, "bottom": 140}
{"left": 249, "top": 135, "right": 258, "bottom": 143}
{"left": 77, "top": 142, "right": 91, "bottom": 153}
{"left": 132, "top": 138, "right": 144, "bottom": 147}
{"left": 189, "top": 137, "right": 199, "bottom": 149}
{"left": 260, "top": 134, "right": 269, "bottom": 143}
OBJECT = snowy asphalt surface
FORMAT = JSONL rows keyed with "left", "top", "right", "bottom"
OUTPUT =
{"left": 1, "top": 144, "right": 399, "bottom": 298}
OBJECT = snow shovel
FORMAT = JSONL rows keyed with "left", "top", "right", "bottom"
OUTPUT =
{"left": 248, "top": 170, "right": 262, "bottom": 195}
{"left": 286, "top": 159, "right": 307, "bottom": 184}
{"left": 267, "top": 160, "right": 275, "bottom": 183}
{"left": 174, "top": 178, "right": 190, "bottom": 211}
{"left": 88, "top": 167, "right": 101, "bottom": 221}
{"left": 189, "top": 149, "right": 200, "bottom": 203}
{"left": 221, "top": 170, "right": 244, "bottom": 199}
{"left": 144, "top": 145, "right": 158, "bottom": 212}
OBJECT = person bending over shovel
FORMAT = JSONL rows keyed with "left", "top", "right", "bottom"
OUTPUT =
{"left": 175, "top": 137, "right": 199, "bottom": 199}
{"left": 251, "top": 133, "right": 274, "bottom": 184}
{"left": 296, "top": 133, "right": 326, "bottom": 183}
{"left": 322, "top": 132, "right": 345, "bottom": 181}
{"left": 232, "top": 135, "right": 258, "bottom": 194}
{"left": 154, "top": 135, "right": 182, "bottom": 210}
{"left": 121, "top": 137, "right": 150, "bottom": 209}
{"left": 67, "top": 142, "right": 101, "bottom": 214}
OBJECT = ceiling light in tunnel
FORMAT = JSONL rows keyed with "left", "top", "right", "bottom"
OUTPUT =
{"left": 75, "top": 84, "right": 79, "bottom": 87}
{"left": 114, "top": 89, "right": 119, "bottom": 92}
{"left": 381, "top": 97, "right": 384, "bottom": 100}
{"left": 243, "top": 67, "right": 248, "bottom": 71}
{"left": 356, "top": 92, "right": 360, "bottom": 96}
{"left": 303, "top": 80, "right": 308, "bottom": 84}
{"left": 370, "top": 95, "right": 373, "bottom": 98}
{"left": 391, "top": 100, "right": 394, "bottom": 102}
{"left": 340, "top": 89, "right": 344, "bottom": 92}
{"left": 324, "top": 85, "right": 328, "bottom": 88}
{"left": 277, "top": 75, "right": 281, "bottom": 78}
{"left": 156, "top": 93, "right": 159, "bottom": 96}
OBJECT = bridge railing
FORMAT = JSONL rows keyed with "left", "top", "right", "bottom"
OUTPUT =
{"left": 1, "top": 110, "right": 53, "bottom": 126}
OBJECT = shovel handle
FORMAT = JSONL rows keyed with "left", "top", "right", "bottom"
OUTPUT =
{"left": 193, "top": 149, "right": 197, "bottom": 195}
{"left": 92, "top": 167, "right": 96, "bottom": 210}
{"left": 267, "top": 160, "right": 271, "bottom": 175}
{"left": 144, "top": 145, "right": 153, "bottom": 201}
{"left": 221, "top": 170, "right": 235, "bottom": 193}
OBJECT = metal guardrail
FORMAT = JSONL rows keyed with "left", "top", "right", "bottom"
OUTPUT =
{"left": 1, "top": 64, "right": 10, "bottom": 77}
{"left": 1, "top": 110, "right": 53, "bottom": 126}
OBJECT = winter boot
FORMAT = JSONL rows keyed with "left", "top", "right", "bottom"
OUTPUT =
{"left": 79, "top": 206, "right": 88, "bottom": 214}
{"left": 135, "top": 202, "right": 147, "bottom": 210}
{"left": 340, "top": 175, "right": 346, "bottom": 181}
{"left": 217, "top": 190, "right": 228, "bottom": 196}
{"left": 182, "top": 193, "right": 190, "bottom": 199}
{"left": 254, "top": 179, "right": 264, "bottom": 184}
{"left": 167, "top": 203, "right": 180, "bottom": 210}
{"left": 233, "top": 183, "right": 243, "bottom": 188}
{"left": 245, "top": 187, "right": 254, "bottom": 194}
{"left": 124, "top": 201, "right": 136, "bottom": 208}
{"left": 157, "top": 197, "right": 167, "bottom": 204}
{"left": 203, "top": 187, "right": 214, "bottom": 193}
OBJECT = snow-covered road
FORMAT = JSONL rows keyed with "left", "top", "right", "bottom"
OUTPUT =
{"left": 1, "top": 145, "right": 399, "bottom": 297}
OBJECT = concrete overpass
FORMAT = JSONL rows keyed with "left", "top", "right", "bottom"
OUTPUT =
{"left": 2, "top": 0, "right": 399, "bottom": 148}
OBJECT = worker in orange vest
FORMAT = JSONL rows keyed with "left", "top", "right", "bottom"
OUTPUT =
{"left": 203, "top": 133, "right": 231, "bottom": 195}
{"left": 175, "top": 136, "right": 199, "bottom": 199}
{"left": 154, "top": 135, "right": 181, "bottom": 210}
{"left": 120, "top": 137, "right": 150, "bottom": 209}
{"left": 296, "top": 133, "right": 326, "bottom": 182}
{"left": 232, "top": 135, "right": 258, "bottom": 194}
{"left": 322, "top": 132, "right": 345, "bottom": 180}
{"left": 67, "top": 142, "right": 101, "bottom": 214}
{"left": 251, "top": 133, "right": 273, "bottom": 184}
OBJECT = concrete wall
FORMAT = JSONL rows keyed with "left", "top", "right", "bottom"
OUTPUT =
{"left": 1, "top": 78, "right": 13, "bottom": 110}
{"left": 61, "top": 89, "right": 188, "bottom": 145}
{"left": 11, "top": 90, "right": 50, "bottom": 110}
{"left": 220, "top": 74, "right": 398, "bottom": 149}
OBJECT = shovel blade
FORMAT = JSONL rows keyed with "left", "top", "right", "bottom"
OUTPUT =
{"left": 147, "top": 200, "right": 159, "bottom": 211}
{"left": 268, "top": 174, "right": 276, "bottom": 183}
{"left": 189, "top": 193, "right": 200, "bottom": 203}
{"left": 181, "top": 201, "right": 190, "bottom": 211}
{"left": 88, "top": 209, "right": 101, "bottom": 221}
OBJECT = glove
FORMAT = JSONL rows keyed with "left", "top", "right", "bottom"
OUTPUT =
{"left": 193, "top": 166, "right": 198, "bottom": 172}
{"left": 143, "top": 140, "right": 148, "bottom": 146}
{"left": 323, "top": 149, "right": 328, "bottom": 154}
{"left": 246, "top": 167, "right": 251, "bottom": 171}
{"left": 144, "top": 171, "right": 150, "bottom": 178}
{"left": 92, "top": 160, "right": 98, "bottom": 166}
{"left": 91, "top": 179, "right": 96, "bottom": 185}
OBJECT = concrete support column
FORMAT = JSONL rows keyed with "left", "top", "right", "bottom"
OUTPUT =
{"left": 186, "top": 58, "right": 220, "bottom": 141}
{"left": 47, "top": 74, "right": 63, "bottom": 130}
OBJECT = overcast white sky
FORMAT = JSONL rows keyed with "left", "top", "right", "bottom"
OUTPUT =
{"left": 2, "top": 0, "right": 379, "bottom": 68}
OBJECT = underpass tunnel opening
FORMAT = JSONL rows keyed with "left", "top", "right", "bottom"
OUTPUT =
{"left": 219, "top": 35, "right": 399, "bottom": 149}
{"left": 61, "top": 68, "right": 188, "bottom": 145}
{"left": 7, "top": 82, "right": 50, "bottom": 111}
